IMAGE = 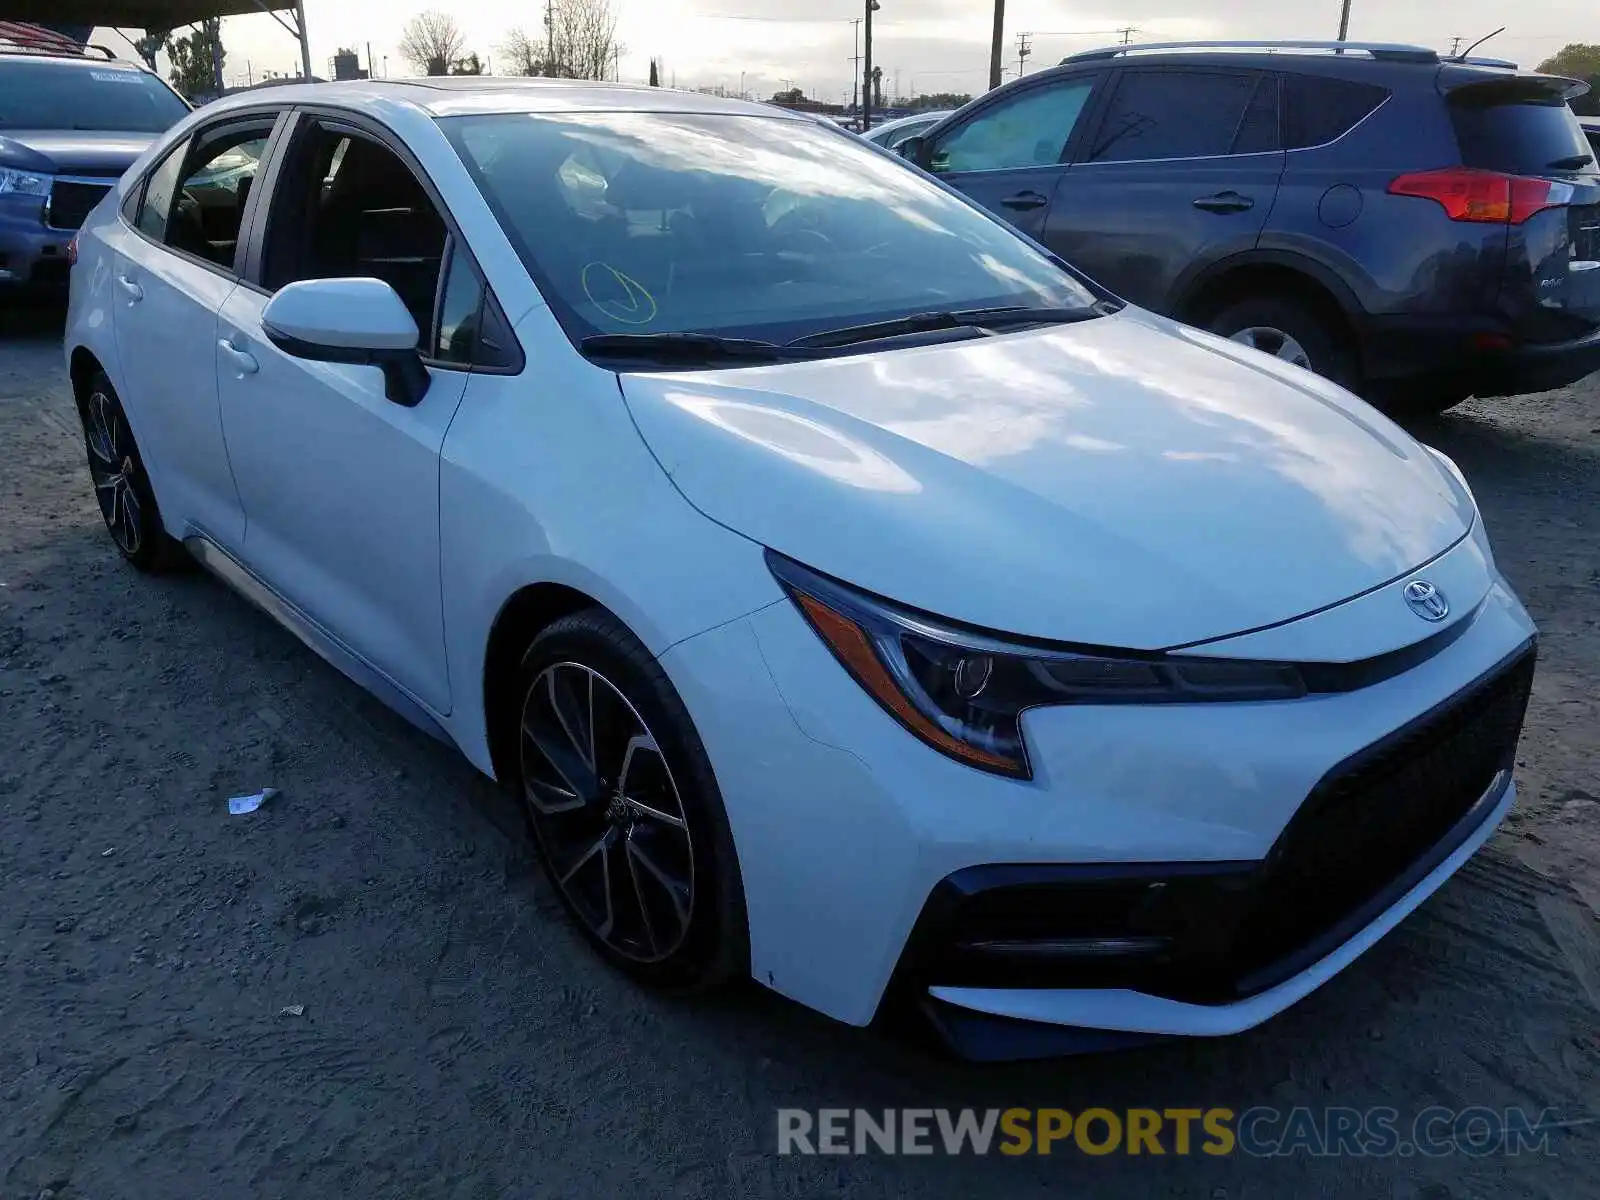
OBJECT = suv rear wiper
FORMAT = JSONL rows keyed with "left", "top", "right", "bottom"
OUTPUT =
{"left": 786, "top": 305, "right": 1108, "bottom": 350}
{"left": 1547, "top": 153, "right": 1594, "bottom": 171}
{"left": 580, "top": 332, "right": 815, "bottom": 366}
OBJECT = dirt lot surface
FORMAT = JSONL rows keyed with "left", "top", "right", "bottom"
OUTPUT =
{"left": 2, "top": 304, "right": 1598, "bottom": 1199}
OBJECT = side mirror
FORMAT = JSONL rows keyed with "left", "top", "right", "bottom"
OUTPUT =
{"left": 261, "top": 277, "right": 431, "bottom": 407}
{"left": 897, "top": 135, "right": 933, "bottom": 169}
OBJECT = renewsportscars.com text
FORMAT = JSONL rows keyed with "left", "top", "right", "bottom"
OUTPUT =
{"left": 776, "top": 1106, "right": 1561, "bottom": 1157}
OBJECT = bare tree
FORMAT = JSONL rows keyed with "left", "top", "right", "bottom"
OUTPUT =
{"left": 552, "top": 0, "right": 621, "bottom": 81}
{"left": 399, "top": 10, "right": 464, "bottom": 77}
{"left": 499, "top": 26, "right": 544, "bottom": 76}
{"left": 500, "top": 0, "right": 621, "bottom": 81}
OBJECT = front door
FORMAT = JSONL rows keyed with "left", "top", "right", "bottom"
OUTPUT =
{"left": 215, "top": 118, "right": 483, "bottom": 715}
{"left": 1046, "top": 68, "right": 1285, "bottom": 310}
{"left": 924, "top": 73, "right": 1104, "bottom": 244}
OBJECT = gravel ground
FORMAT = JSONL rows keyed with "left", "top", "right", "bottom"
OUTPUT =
{"left": 2, "top": 303, "right": 1599, "bottom": 1200}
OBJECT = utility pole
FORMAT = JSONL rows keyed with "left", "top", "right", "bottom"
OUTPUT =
{"left": 1448, "top": 35, "right": 1464, "bottom": 56}
{"left": 849, "top": 17, "right": 862, "bottom": 111}
{"left": 545, "top": 0, "right": 555, "bottom": 74}
{"left": 1016, "top": 31, "right": 1031, "bottom": 78}
{"left": 1336, "top": 0, "right": 1352, "bottom": 41}
{"left": 988, "top": 0, "right": 1004, "bottom": 90}
{"left": 1116, "top": 26, "right": 1137, "bottom": 45}
{"left": 366, "top": 41, "right": 373, "bottom": 79}
{"left": 863, "top": 0, "right": 878, "bottom": 130}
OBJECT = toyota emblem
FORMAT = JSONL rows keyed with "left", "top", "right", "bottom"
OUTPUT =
{"left": 1403, "top": 579, "right": 1450, "bottom": 622}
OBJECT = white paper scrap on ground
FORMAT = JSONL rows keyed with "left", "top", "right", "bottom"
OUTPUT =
{"left": 228, "top": 787, "right": 278, "bottom": 815}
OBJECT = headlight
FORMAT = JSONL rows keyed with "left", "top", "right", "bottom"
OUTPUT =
{"left": 0, "top": 167, "right": 52, "bottom": 198}
{"left": 767, "top": 551, "right": 1306, "bottom": 779}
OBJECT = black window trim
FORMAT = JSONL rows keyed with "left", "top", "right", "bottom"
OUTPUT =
{"left": 927, "top": 67, "right": 1108, "bottom": 175}
{"left": 1076, "top": 64, "right": 1285, "bottom": 167}
{"left": 240, "top": 104, "right": 524, "bottom": 376}
{"left": 120, "top": 107, "right": 289, "bottom": 282}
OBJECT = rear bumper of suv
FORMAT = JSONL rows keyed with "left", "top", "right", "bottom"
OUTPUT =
{"left": 1362, "top": 314, "right": 1600, "bottom": 397}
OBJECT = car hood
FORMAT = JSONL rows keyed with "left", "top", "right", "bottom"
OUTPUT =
{"left": 0, "top": 130, "right": 153, "bottom": 174}
{"left": 619, "top": 308, "right": 1475, "bottom": 650}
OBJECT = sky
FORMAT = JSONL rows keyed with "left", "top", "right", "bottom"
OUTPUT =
{"left": 100, "top": 0, "right": 1600, "bottom": 102}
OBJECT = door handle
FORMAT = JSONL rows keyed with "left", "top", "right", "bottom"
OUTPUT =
{"left": 218, "top": 338, "right": 259, "bottom": 376}
{"left": 116, "top": 275, "right": 143, "bottom": 302}
{"left": 1193, "top": 192, "right": 1255, "bottom": 214}
{"left": 1000, "top": 190, "right": 1051, "bottom": 211}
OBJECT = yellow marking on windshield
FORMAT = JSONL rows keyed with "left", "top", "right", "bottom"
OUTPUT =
{"left": 582, "top": 262, "right": 658, "bottom": 326}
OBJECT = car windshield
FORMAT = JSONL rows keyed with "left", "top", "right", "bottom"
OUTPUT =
{"left": 0, "top": 60, "right": 189, "bottom": 133}
{"left": 441, "top": 110, "right": 1098, "bottom": 347}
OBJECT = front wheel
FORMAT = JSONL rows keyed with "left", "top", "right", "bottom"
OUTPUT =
{"left": 513, "top": 609, "right": 748, "bottom": 990}
{"left": 1205, "top": 296, "right": 1357, "bottom": 390}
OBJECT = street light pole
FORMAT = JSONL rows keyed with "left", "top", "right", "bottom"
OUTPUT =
{"left": 988, "top": 0, "right": 1005, "bottom": 90}
{"left": 863, "top": 0, "right": 879, "bottom": 131}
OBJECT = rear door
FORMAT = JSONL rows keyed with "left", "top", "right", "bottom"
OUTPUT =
{"left": 1446, "top": 78, "right": 1600, "bottom": 338}
{"left": 921, "top": 72, "right": 1104, "bottom": 244}
{"left": 104, "top": 110, "right": 282, "bottom": 549}
{"left": 1045, "top": 67, "right": 1284, "bottom": 310}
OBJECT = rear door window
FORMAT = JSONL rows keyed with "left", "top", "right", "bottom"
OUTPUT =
{"left": 1283, "top": 76, "right": 1388, "bottom": 149}
{"left": 1451, "top": 85, "right": 1598, "bottom": 175}
{"left": 1086, "top": 70, "right": 1259, "bottom": 162}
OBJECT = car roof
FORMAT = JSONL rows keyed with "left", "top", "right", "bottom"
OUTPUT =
{"left": 201, "top": 77, "right": 805, "bottom": 122}
{"left": 0, "top": 50, "right": 151, "bottom": 73}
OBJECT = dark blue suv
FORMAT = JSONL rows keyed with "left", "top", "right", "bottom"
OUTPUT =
{"left": 900, "top": 40, "right": 1600, "bottom": 415}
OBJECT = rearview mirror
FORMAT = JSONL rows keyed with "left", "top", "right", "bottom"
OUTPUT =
{"left": 261, "top": 277, "right": 430, "bottom": 407}
{"left": 897, "top": 135, "right": 932, "bottom": 169}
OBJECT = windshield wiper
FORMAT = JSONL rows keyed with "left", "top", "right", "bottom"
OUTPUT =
{"left": 580, "top": 332, "right": 813, "bottom": 366}
{"left": 785, "top": 305, "right": 1107, "bottom": 350}
{"left": 1547, "top": 153, "right": 1594, "bottom": 171}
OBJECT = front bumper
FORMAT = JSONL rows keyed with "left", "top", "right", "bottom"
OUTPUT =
{"left": 921, "top": 769, "right": 1515, "bottom": 1059}
{"left": 658, "top": 544, "right": 1539, "bottom": 1047}
{"left": 0, "top": 206, "right": 71, "bottom": 290}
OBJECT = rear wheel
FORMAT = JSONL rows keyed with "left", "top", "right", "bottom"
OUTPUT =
{"left": 78, "top": 373, "right": 181, "bottom": 572}
{"left": 1205, "top": 295, "right": 1357, "bottom": 390}
{"left": 513, "top": 608, "right": 748, "bottom": 990}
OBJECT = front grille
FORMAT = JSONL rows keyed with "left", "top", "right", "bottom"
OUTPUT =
{"left": 46, "top": 180, "right": 111, "bottom": 231}
{"left": 891, "top": 644, "right": 1537, "bottom": 1006}
{"left": 1226, "top": 644, "right": 1536, "bottom": 991}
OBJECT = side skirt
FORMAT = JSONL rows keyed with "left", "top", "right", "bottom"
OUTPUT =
{"left": 182, "top": 532, "right": 455, "bottom": 748}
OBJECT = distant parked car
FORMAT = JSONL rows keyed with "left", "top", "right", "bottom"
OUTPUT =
{"left": 0, "top": 39, "right": 188, "bottom": 290}
{"left": 901, "top": 40, "right": 1600, "bottom": 415}
{"left": 1581, "top": 115, "right": 1600, "bottom": 157}
{"left": 863, "top": 110, "right": 952, "bottom": 150}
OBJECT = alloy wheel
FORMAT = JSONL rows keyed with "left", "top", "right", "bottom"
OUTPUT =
{"left": 1227, "top": 326, "right": 1313, "bottom": 370}
{"left": 519, "top": 661, "right": 695, "bottom": 963}
{"left": 85, "top": 390, "right": 144, "bottom": 556}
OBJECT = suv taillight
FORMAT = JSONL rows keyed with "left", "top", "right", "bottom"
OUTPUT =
{"left": 1389, "top": 168, "right": 1572, "bottom": 224}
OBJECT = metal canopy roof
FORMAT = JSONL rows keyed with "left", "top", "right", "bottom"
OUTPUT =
{"left": 0, "top": 0, "right": 309, "bottom": 80}
{"left": 0, "top": 0, "right": 294, "bottom": 24}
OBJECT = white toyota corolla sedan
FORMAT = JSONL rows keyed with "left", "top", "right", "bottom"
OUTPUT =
{"left": 65, "top": 78, "right": 1536, "bottom": 1060}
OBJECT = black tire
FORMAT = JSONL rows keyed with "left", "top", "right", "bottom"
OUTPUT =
{"left": 1205, "top": 295, "right": 1357, "bottom": 390}
{"left": 77, "top": 371, "right": 183, "bottom": 572}
{"left": 513, "top": 608, "right": 748, "bottom": 990}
